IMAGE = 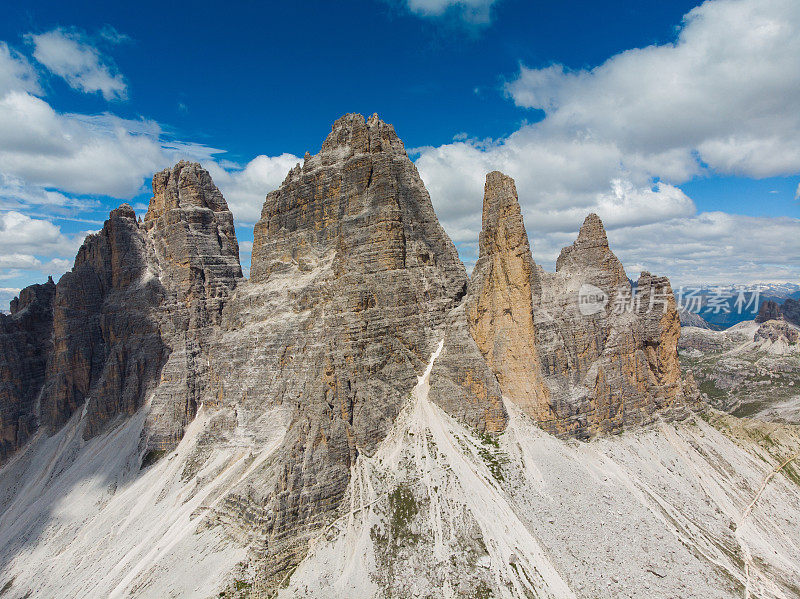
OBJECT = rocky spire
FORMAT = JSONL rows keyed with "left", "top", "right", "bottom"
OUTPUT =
{"left": 235, "top": 114, "right": 505, "bottom": 585}
{"left": 41, "top": 204, "right": 167, "bottom": 437}
{"left": 143, "top": 161, "right": 242, "bottom": 326}
{"left": 467, "top": 175, "right": 698, "bottom": 438}
{"left": 556, "top": 213, "right": 628, "bottom": 293}
{"left": 251, "top": 113, "right": 462, "bottom": 286}
{"left": 467, "top": 171, "right": 550, "bottom": 421}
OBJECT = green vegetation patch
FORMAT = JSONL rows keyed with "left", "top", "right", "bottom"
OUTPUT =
{"left": 699, "top": 379, "right": 728, "bottom": 402}
{"left": 389, "top": 483, "right": 419, "bottom": 541}
{"left": 141, "top": 449, "right": 167, "bottom": 469}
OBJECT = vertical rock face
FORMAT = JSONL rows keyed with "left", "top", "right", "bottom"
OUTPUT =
{"left": 468, "top": 172, "right": 697, "bottom": 438}
{"left": 0, "top": 163, "right": 244, "bottom": 459}
{"left": 757, "top": 298, "right": 800, "bottom": 326}
{"left": 0, "top": 279, "right": 55, "bottom": 463}
{"left": 223, "top": 113, "right": 504, "bottom": 582}
{"left": 466, "top": 172, "right": 549, "bottom": 420}
{"left": 0, "top": 116, "right": 705, "bottom": 593}
{"left": 41, "top": 205, "right": 168, "bottom": 439}
{"left": 756, "top": 300, "right": 782, "bottom": 323}
{"left": 252, "top": 113, "right": 462, "bottom": 288}
{"left": 144, "top": 160, "right": 242, "bottom": 327}
{"left": 142, "top": 161, "right": 243, "bottom": 449}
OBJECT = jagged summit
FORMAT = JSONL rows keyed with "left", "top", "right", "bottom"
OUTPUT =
{"left": 468, "top": 171, "right": 548, "bottom": 421}
{"left": 318, "top": 112, "right": 406, "bottom": 156}
{"left": 145, "top": 161, "right": 233, "bottom": 221}
{"left": 555, "top": 212, "right": 627, "bottom": 291}
{"left": 251, "top": 112, "right": 461, "bottom": 285}
{"left": 468, "top": 171, "right": 698, "bottom": 438}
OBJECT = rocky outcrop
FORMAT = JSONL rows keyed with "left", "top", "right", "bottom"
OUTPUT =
{"left": 466, "top": 172, "right": 549, "bottom": 421}
{"left": 755, "top": 320, "right": 799, "bottom": 344}
{"left": 757, "top": 298, "right": 800, "bottom": 327}
{"left": 756, "top": 300, "right": 782, "bottom": 323}
{"left": 141, "top": 161, "right": 243, "bottom": 450}
{"left": 217, "top": 113, "right": 505, "bottom": 584}
{"left": 467, "top": 173, "right": 697, "bottom": 438}
{"left": 40, "top": 205, "right": 168, "bottom": 439}
{"left": 679, "top": 305, "right": 713, "bottom": 329}
{"left": 0, "top": 115, "right": 704, "bottom": 593}
{"left": 0, "top": 163, "right": 243, "bottom": 457}
{"left": 0, "top": 279, "right": 55, "bottom": 463}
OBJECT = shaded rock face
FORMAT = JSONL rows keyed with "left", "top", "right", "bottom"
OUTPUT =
{"left": 756, "top": 300, "right": 782, "bottom": 323}
{"left": 217, "top": 113, "right": 505, "bottom": 581}
{"left": 755, "top": 320, "right": 799, "bottom": 344}
{"left": 0, "top": 279, "right": 55, "bottom": 463}
{"left": 41, "top": 205, "right": 168, "bottom": 439}
{"left": 0, "top": 116, "right": 699, "bottom": 591}
{"left": 467, "top": 172, "right": 698, "bottom": 438}
{"left": 0, "top": 163, "right": 243, "bottom": 460}
{"left": 757, "top": 298, "right": 800, "bottom": 327}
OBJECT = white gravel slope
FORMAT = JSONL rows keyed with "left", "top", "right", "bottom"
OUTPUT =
{"left": 283, "top": 344, "right": 800, "bottom": 599}
{"left": 0, "top": 402, "right": 289, "bottom": 599}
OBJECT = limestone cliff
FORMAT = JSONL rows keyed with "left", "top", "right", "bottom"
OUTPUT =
{"left": 466, "top": 172, "right": 549, "bottom": 421}
{"left": 757, "top": 298, "right": 800, "bottom": 327}
{"left": 468, "top": 172, "right": 697, "bottom": 438}
{"left": 213, "top": 113, "right": 505, "bottom": 583}
{"left": 141, "top": 161, "right": 243, "bottom": 449}
{"left": 0, "top": 279, "right": 55, "bottom": 463}
{"left": 0, "top": 163, "right": 244, "bottom": 462}
{"left": 0, "top": 117, "right": 704, "bottom": 594}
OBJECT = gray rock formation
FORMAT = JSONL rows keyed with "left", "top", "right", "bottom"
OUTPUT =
{"left": 213, "top": 113, "right": 504, "bottom": 583}
{"left": 0, "top": 115, "right": 701, "bottom": 593}
{"left": 757, "top": 298, "right": 800, "bottom": 327}
{"left": 41, "top": 205, "right": 168, "bottom": 439}
{"left": 0, "top": 278, "right": 55, "bottom": 463}
{"left": 0, "top": 162, "right": 243, "bottom": 463}
{"left": 141, "top": 161, "right": 243, "bottom": 450}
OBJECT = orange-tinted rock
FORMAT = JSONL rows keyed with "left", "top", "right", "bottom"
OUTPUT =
{"left": 466, "top": 172, "right": 549, "bottom": 421}
{"left": 467, "top": 173, "right": 699, "bottom": 439}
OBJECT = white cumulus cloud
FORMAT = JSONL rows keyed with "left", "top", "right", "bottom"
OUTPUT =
{"left": 416, "top": 0, "right": 800, "bottom": 284}
{"left": 204, "top": 153, "right": 301, "bottom": 224}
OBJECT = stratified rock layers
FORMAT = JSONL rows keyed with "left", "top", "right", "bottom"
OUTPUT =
{"left": 0, "top": 115, "right": 699, "bottom": 592}
{"left": 142, "top": 161, "right": 243, "bottom": 448}
{"left": 217, "top": 113, "right": 505, "bottom": 581}
{"left": 0, "top": 162, "right": 244, "bottom": 464}
{"left": 468, "top": 172, "right": 697, "bottom": 438}
{"left": 466, "top": 172, "right": 549, "bottom": 421}
{"left": 0, "top": 279, "right": 55, "bottom": 462}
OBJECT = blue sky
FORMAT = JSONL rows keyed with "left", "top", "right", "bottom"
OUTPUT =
{"left": 1, "top": 0, "right": 799, "bottom": 309}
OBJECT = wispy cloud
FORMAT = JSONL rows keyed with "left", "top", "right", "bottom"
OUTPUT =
{"left": 26, "top": 28, "right": 127, "bottom": 100}
{"left": 399, "top": 0, "right": 500, "bottom": 24}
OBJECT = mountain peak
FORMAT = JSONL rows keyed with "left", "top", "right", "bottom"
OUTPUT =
{"left": 319, "top": 112, "right": 405, "bottom": 157}
{"left": 145, "top": 161, "right": 231, "bottom": 222}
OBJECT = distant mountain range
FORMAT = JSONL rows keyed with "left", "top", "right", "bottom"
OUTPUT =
{"left": 674, "top": 283, "right": 800, "bottom": 329}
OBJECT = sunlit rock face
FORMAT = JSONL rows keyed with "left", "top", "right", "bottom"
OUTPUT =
{"left": 232, "top": 113, "right": 505, "bottom": 582}
{"left": 468, "top": 172, "right": 699, "bottom": 439}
